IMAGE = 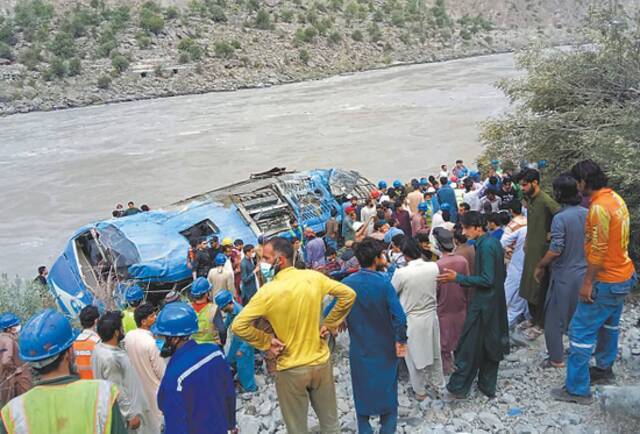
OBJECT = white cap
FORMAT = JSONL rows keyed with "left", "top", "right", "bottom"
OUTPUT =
{"left": 426, "top": 187, "right": 436, "bottom": 194}
{"left": 346, "top": 194, "right": 354, "bottom": 199}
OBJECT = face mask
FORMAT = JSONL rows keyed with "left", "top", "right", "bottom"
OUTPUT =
{"left": 260, "top": 261, "right": 274, "bottom": 280}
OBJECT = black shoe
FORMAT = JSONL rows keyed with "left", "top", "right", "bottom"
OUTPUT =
{"left": 550, "top": 386, "right": 593, "bottom": 405}
{"left": 589, "top": 366, "right": 615, "bottom": 385}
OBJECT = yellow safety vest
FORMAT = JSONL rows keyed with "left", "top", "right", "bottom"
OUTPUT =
{"left": 1, "top": 379, "right": 118, "bottom": 434}
{"left": 123, "top": 308, "right": 137, "bottom": 334}
{"left": 192, "top": 303, "right": 220, "bottom": 345}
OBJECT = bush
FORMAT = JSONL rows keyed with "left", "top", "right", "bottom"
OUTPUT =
{"left": 111, "top": 54, "right": 129, "bottom": 73}
{"left": 140, "top": 9, "right": 165, "bottom": 34}
{"left": 328, "top": 30, "right": 341, "bottom": 45}
{"left": 391, "top": 9, "right": 405, "bottom": 27}
{"left": 14, "top": 0, "right": 55, "bottom": 42}
{"left": 19, "top": 46, "right": 42, "bottom": 69}
{"left": 306, "top": 8, "right": 318, "bottom": 25}
{"left": 102, "top": 5, "right": 131, "bottom": 32}
{"left": 430, "top": 0, "right": 452, "bottom": 28}
{"left": 46, "top": 57, "right": 68, "bottom": 80}
{"left": 0, "top": 18, "right": 17, "bottom": 46}
{"left": 214, "top": 40, "right": 234, "bottom": 58}
{"left": 178, "top": 52, "right": 190, "bottom": 63}
{"left": 314, "top": 17, "right": 332, "bottom": 35}
{"left": 0, "top": 42, "right": 13, "bottom": 60}
{"left": 178, "top": 37, "right": 203, "bottom": 60}
{"left": 68, "top": 57, "right": 82, "bottom": 76}
{"left": 344, "top": 1, "right": 359, "bottom": 22}
{"left": 255, "top": 8, "right": 273, "bottom": 30}
{"left": 208, "top": 4, "right": 227, "bottom": 22}
{"left": 279, "top": 9, "right": 294, "bottom": 23}
{"left": 97, "top": 74, "right": 112, "bottom": 89}
{"left": 0, "top": 275, "right": 54, "bottom": 322}
{"left": 136, "top": 31, "right": 152, "bottom": 49}
{"left": 351, "top": 29, "right": 363, "bottom": 41}
{"left": 231, "top": 40, "right": 241, "bottom": 49}
{"left": 165, "top": 6, "right": 180, "bottom": 19}
{"left": 49, "top": 31, "right": 76, "bottom": 58}
{"left": 299, "top": 48, "right": 310, "bottom": 64}
{"left": 368, "top": 22, "right": 382, "bottom": 42}
{"left": 372, "top": 9, "right": 383, "bottom": 22}
{"left": 480, "top": 11, "right": 640, "bottom": 262}
{"left": 329, "top": 0, "right": 343, "bottom": 12}
{"left": 154, "top": 64, "right": 164, "bottom": 77}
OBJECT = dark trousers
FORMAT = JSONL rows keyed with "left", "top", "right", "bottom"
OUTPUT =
{"left": 447, "top": 323, "right": 500, "bottom": 397}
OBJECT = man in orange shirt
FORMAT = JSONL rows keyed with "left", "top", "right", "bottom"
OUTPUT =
{"left": 552, "top": 160, "right": 636, "bottom": 404}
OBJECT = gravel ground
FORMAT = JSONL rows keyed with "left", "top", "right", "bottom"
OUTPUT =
{"left": 234, "top": 296, "right": 640, "bottom": 434}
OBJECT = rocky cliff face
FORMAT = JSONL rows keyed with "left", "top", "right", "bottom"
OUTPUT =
{"left": 0, "top": 0, "right": 637, "bottom": 115}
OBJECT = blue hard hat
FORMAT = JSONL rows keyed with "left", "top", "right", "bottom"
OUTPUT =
{"left": 538, "top": 159, "right": 548, "bottom": 169}
{"left": 418, "top": 202, "right": 429, "bottom": 212}
{"left": 125, "top": 285, "right": 144, "bottom": 303}
{"left": 0, "top": 312, "right": 20, "bottom": 330}
{"left": 151, "top": 302, "right": 199, "bottom": 337}
{"left": 393, "top": 180, "right": 402, "bottom": 189}
{"left": 214, "top": 290, "right": 233, "bottom": 308}
{"left": 377, "top": 180, "right": 387, "bottom": 189}
{"left": 19, "top": 309, "right": 79, "bottom": 362}
{"left": 469, "top": 170, "right": 479, "bottom": 178}
{"left": 491, "top": 159, "right": 500, "bottom": 166}
{"left": 440, "top": 203, "right": 452, "bottom": 211}
{"left": 384, "top": 227, "right": 404, "bottom": 244}
{"left": 190, "top": 277, "right": 211, "bottom": 297}
{"left": 214, "top": 253, "right": 227, "bottom": 266}
{"left": 419, "top": 177, "right": 429, "bottom": 186}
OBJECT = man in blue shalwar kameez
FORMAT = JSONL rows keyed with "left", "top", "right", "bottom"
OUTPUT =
{"left": 342, "top": 238, "right": 408, "bottom": 434}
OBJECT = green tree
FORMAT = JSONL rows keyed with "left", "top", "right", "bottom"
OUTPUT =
{"left": 49, "top": 31, "right": 75, "bottom": 58}
{"left": 178, "top": 37, "right": 203, "bottom": 60}
{"left": 480, "top": 11, "right": 640, "bottom": 260}
{"left": 0, "top": 17, "right": 17, "bottom": 45}
{"left": 140, "top": 8, "right": 165, "bottom": 34}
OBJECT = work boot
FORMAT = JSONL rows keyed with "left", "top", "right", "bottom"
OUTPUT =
{"left": 550, "top": 387, "right": 593, "bottom": 405}
{"left": 589, "top": 366, "right": 615, "bottom": 385}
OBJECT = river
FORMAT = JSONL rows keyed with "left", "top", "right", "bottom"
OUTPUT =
{"left": 0, "top": 52, "right": 519, "bottom": 277}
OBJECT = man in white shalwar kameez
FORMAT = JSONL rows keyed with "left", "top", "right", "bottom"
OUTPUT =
{"left": 500, "top": 226, "right": 530, "bottom": 330}
{"left": 391, "top": 238, "right": 446, "bottom": 400}
{"left": 92, "top": 311, "right": 156, "bottom": 434}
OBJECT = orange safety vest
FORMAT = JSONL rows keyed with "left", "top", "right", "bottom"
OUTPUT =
{"left": 72, "top": 330, "right": 100, "bottom": 380}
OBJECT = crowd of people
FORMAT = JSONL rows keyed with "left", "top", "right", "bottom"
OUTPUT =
{"left": 1, "top": 158, "right": 635, "bottom": 433}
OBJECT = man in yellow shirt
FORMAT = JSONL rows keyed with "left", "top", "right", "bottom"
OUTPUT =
{"left": 232, "top": 237, "right": 356, "bottom": 434}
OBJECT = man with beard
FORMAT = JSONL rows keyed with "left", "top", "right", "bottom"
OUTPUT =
{"left": 518, "top": 168, "right": 560, "bottom": 338}
{"left": 0, "top": 310, "right": 126, "bottom": 434}
{"left": 232, "top": 237, "right": 356, "bottom": 433}
{"left": 92, "top": 311, "right": 152, "bottom": 433}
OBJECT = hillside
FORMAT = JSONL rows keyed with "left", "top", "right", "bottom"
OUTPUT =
{"left": 0, "top": 0, "right": 638, "bottom": 115}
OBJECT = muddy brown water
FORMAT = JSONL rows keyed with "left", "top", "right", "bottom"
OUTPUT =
{"left": 0, "top": 52, "right": 519, "bottom": 277}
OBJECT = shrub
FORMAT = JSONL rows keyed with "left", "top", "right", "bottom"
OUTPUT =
{"left": 299, "top": 48, "right": 310, "bottom": 64}
{"left": 245, "top": 0, "right": 259, "bottom": 11}
{"left": 329, "top": 0, "right": 343, "bottom": 11}
{"left": 68, "top": 57, "right": 82, "bottom": 76}
{"left": 178, "top": 37, "right": 203, "bottom": 60}
{"left": 46, "top": 57, "right": 68, "bottom": 80}
{"left": 351, "top": 29, "right": 363, "bottom": 41}
{"left": 306, "top": 8, "right": 318, "bottom": 25}
{"left": 49, "top": 31, "right": 76, "bottom": 58}
{"left": 136, "top": 31, "right": 152, "bottom": 49}
{"left": 399, "top": 31, "right": 411, "bottom": 45}
{"left": 314, "top": 17, "right": 332, "bottom": 35}
{"left": 344, "top": 1, "right": 359, "bottom": 22}
{"left": 97, "top": 40, "right": 117, "bottom": 58}
{"left": 103, "top": 5, "right": 131, "bottom": 32}
{"left": 214, "top": 40, "right": 234, "bottom": 58}
{"left": 0, "top": 18, "right": 16, "bottom": 45}
{"left": 372, "top": 9, "right": 383, "bottom": 22}
{"left": 140, "top": 9, "right": 165, "bottom": 34}
{"left": 165, "top": 6, "right": 180, "bottom": 19}
{"left": 178, "top": 52, "right": 190, "bottom": 63}
{"left": 209, "top": 4, "right": 227, "bottom": 22}
{"left": 14, "top": 0, "right": 55, "bottom": 42}
{"left": 279, "top": 9, "right": 294, "bottom": 23}
{"left": 328, "top": 30, "right": 341, "bottom": 45}
{"left": 111, "top": 54, "right": 129, "bottom": 72}
{"left": 391, "top": 9, "right": 404, "bottom": 27}
{"left": 97, "top": 74, "right": 112, "bottom": 89}
{"left": 430, "top": 0, "right": 452, "bottom": 28}
{"left": 154, "top": 64, "right": 164, "bottom": 77}
{"left": 231, "top": 40, "right": 241, "bottom": 49}
{"left": 368, "top": 22, "right": 382, "bottom": 42}
{"left": 0, "top": 42, "right": 12, "bottom": 60}
{"left": 255, "top": 8, "right": 273, "bottom": 30}
{"left": 19, "top": 46, "right": 42, "bottom": 69}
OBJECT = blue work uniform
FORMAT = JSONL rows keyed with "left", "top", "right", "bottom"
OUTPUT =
{"left": 436, "top": 184, "right": 458, "bottom": 222}
{"left": 224, "top": 301, "right": 257, "bottom": 392}
{"left": 158, "top": 340, "right": 236, "bottom": 434}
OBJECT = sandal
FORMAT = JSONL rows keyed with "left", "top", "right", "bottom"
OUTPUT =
{"left": 523, "top": 326, "right": 543, "bottom": 340}
{"left": 540, "top": 359, "right": 565, "bottom": 369}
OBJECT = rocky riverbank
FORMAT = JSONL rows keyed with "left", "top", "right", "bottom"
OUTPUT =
{"left": 235, "top": 296, "right": 640, "bottom": 433}
{"left": 0, "top": 0, "right": 609, "bottom": 116}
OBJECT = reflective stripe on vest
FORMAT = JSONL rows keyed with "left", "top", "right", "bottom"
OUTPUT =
{"left": 73, "top": 337, "right": 98, "bottom": 380}
{"left": 176, "top": 350, "right": 223, "bottom": 392}
{"left": 0, "top": 379, "right": 118, "bottom": 434}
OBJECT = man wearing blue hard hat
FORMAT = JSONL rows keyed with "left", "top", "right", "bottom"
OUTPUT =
{"left": 215, "top": 290, "right": 257, "bottom": 392}
{"left": 0, "top": 313, "right": 31, "bottom": 405}
{"left": 0, "top": 309, "right": 127, "bottom": 434}
{"left": 155, "top": 302, "right": 237, "bottom": 434}
{"left": 189, "top": 277, "right": 223, "bottom": 346}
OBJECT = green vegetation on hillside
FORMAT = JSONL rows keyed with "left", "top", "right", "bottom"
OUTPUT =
{"left": 480, "top": 10, "right": 640, "bottom": 260}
